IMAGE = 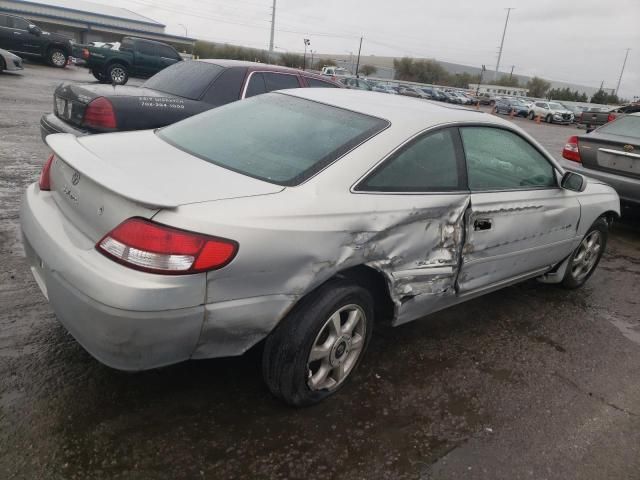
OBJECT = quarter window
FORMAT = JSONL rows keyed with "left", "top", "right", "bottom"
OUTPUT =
{"left": 306, "top": 77, "right": 338, "bottom": 88}
{"left": 245, "top": 73, "right": 266, "bottom": 97}
{"left": 358, "top": 128, "right": 464, "bottom": 192}
{"left": 460, "top": 127, "right": 556, "bottom": 190}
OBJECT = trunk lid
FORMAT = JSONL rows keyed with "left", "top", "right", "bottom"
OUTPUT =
{"left": 579, "top": 132, "right": 640, "bottom": 180}
{"left": 53, "top": 83, "right": 182, "bottom": 130}
{"left": 46, "top": 131, "right": 284, "bottom": 242}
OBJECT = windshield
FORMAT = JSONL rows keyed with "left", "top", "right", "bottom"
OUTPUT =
{"left": 158, "top": 93, "right": 389, "bottom": 186}
{"left": 596, "top": 115, "right": 640, "bottom": 137}
{"left": 143, "top": 61, "right": 223, "bottom": 100}
{"left": 549, "top": 102, "right": 564, "bottom": 109}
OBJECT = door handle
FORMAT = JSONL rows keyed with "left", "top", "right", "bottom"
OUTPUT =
{"left": 474, "top": 218, "right": 492, "bottom": 231}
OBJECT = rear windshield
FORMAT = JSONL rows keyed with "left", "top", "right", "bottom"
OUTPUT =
{"left": 143, "top": 61, "right": 223, "bottom": 100}
{"left": 158, "top": 93, "right": 389, "bottom": 186}
{"left": 596, "top": 115, "right": 640, "bottom": 137}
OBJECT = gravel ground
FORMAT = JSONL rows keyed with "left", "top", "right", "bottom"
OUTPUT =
{"left": 1, "top": 64, "right": 639, "bottom": 480}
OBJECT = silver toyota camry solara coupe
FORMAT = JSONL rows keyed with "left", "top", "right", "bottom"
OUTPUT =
{"left": 21, "top": 89, "right": 620, "bottom": 406}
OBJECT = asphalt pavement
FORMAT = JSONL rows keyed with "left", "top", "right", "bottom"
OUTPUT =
{"left": 1, "top": 64, "right": 639, "bottom": 480}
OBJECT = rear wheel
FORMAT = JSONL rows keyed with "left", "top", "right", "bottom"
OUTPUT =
{"left": 48, "top": 48, "right": 67, "bottom": 68}
{"left": 561, "top": 218, "right": 608, "bottom": 289}
{"left": 546, "top": 114, "right": 553, "bottom": 123}
{"left": 107, "top": 63, "right": 128, "bottom": 85}
{"left": 92, "top": 70, "right": 108, "bottom": 82}
{"left": 262, "top": 280, "right": 374, "bottom": 406}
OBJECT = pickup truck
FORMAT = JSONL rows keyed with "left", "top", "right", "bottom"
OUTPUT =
{"left": 78, "top": 36, "right": 182, "bottom": 85}
{"left": 579, "top": 104, "right": 640, "bottom": 132}
{"left": 0, "top": 12, "right": 72, "bottom": 67}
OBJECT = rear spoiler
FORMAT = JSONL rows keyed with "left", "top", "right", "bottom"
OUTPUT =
{"left": 46, "top": 134, "right": 178, "bottom": 208}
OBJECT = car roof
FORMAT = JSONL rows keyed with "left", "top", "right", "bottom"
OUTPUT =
{"left": 195, "top": 59, "right": 338, "bottom": 83}
{"left": 281, "top": 88, "right": 497, "bottom": 130}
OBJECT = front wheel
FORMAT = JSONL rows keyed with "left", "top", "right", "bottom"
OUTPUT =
{"left": 48, "top": 48, "right": 67, "bottom": 68}
{"left": 529, "top": 111, "right": 535, "bottom": 120}
{"left": 561, "top": 218, "right": 608, "bottom": 289}
{"left": 107, "top": 63, "right": 128, "bottom": 85}
{"left": 262, "top": 280, "right": 374, "bottom": 406}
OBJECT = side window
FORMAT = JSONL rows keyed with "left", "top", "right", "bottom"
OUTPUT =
{"left": 306, "top": 77, "right": 338, "bottom": 88}
{"left": 137, "top": 42, "right": 157, "bottom": 56}
{"left": 460, "top": 127, "right": 556, "bottom": 191}
{"left": 245, "top": 72, "right": 266, "bottom": 98}
{"left": 358, "top": 128, "right": 464, "bottom": 192}
{"left": 158, "top": 45, "right": 179, "bottom": 59}
{"left": 263, "top": 72, "right": 300, "bottom": 92}
{"left": 0, "top": 15, "right": 9, "bottom": 28}
{"left": 10, "top": 17, "right": 29, "bottom": 30}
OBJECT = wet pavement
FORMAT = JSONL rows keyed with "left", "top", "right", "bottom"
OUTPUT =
{"left": 1, "top": 64, "right": 639, "bottom": 480}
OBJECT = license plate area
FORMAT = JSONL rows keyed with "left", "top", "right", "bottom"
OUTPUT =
{"left": 597, "top": 149, "right": 639, "bottom": 176}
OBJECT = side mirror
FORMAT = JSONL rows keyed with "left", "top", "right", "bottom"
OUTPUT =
{"left": 28, "top": 24, "right": 42, "bottom": 35}
{"left": 561, "top": 171, "right": 586, "bottom": 192}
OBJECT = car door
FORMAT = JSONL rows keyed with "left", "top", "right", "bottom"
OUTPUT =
{"left": 157, "top": 44, "right": 181, "bottom": 71}
{"left": 457, "top": 126, "right": 581, "bottom": 294}
{"left": 132, "top": 41, "right": 159, "bottom": 77}
{"left": 354, "top": 127, "right": 471, "bottom": 324}
{"left": 0, "top": 15, "right": 13, "bottom": 51}
{"left": 4, "top": 16, "right": 35, "bottom": 54}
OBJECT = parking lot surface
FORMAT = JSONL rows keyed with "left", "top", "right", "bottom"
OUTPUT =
{"left": 1, "top": 64, "right": 640, "bottom": 480}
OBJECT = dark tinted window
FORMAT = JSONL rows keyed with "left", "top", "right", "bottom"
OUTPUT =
{"left": 144, "top": 61, "right": 224, "bottom": 100}
{"left": 245, "top": 73, "right": 266, "bottom": 98}
{"left": 0, "top": 15, "right": 9, "bottom": 27}
{"left": 157, "top": 44, "right": 179, "bottom": 59}
{"left": 137, "top": 41, "right": 156, "bottom": 56}
{"left": 359, "top": 128, "right": 463, "bottom": 192}
{"left": 159, "top": 93, "right": 388, "bottom": 186}
{"left": 120, "top": 38, "right": 134, "bottom": 51}
{"left": 10, "top": 16, "right": 30, "bottom": 30}
{"left": 263, "top": 72, "right": 300, "bottom": 92}
{"left": 460, "top": 127, "right": 556, "bottom": 190}
{"left": 202, "top": 67, "right": 246, "bottom": 106}
{"left": 306, "top": 77, "right": 338, "bottom": 88}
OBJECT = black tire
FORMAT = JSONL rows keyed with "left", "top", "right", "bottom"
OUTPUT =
{"left": 262, "top": 279, "right": 374, "bottom": 407}
{"left": 107, "top": 63, "right": 129, "bottom": 85}
{"left": 92, "top": 70, "right": 108, "bottom": 82}
{"left": 48, "top": 48, "right": 67, "bottom": 68}
{"left": 561, "top": 217, "right": 608, "bottom": 289}
{"left": 529, "top": 111, "right": 535, "bottom": 120}
{"left": 546, "top": 114, "right": 553, "bottom": 124}
{"left": 0, "top": 56, "right": 6, "bottom": 72}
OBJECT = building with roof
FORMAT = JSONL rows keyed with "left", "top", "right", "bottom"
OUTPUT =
{"left": 0, "top": 0, "right": 194, "bottom": 51}
{"left": 468, "top": 83, "right": 529, "bottom": 97}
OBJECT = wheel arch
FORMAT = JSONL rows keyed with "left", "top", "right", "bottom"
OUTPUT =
{"left": 47, "top": 43, "right": 70, "bottom": 56}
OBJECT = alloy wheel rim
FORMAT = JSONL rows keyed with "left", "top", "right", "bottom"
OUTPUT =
{"left": 571, "top": 231, "right": 601, "bottom": 282}
{"left": 307, "top": 304, "right": 366, "bottom": 392}
{"left": 111, "top": 68, "right": 125, "bottom": 83}
{"left": 52, "top": 51, "right": 66, "bottom": 66}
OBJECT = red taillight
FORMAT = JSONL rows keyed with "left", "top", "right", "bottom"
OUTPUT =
{"left": 562, "top": 135, "right": 581, "bottom": 163}
{"left": 83, "top": 97, "right": 117, "bottom": 130}
{"left": 607, "top": 113, "right": 617, "bottom": 122}
{"left": 96, "top": 218, "right": 238, "bottom": 275}
{"left": 39, "top": 154, "right": 55, "bottom": 191}
{"left": 82, "top": 48, "right": 90, "bottom": 59}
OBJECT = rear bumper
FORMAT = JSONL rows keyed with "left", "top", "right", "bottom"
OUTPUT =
{"left": 40, "top": 113, "right": 88, "bottom": 143}
{"left": 20, "top": 184, "right": 293, "bottom": 369}
{"left": 561, "top": 159, "right": 640, "bottom": 206}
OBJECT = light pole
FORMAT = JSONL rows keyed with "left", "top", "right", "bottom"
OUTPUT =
{"left": 310, "top": 50, "right": 315, "bottom": 70}
{"left": 615, "top": 48, "right": 631, "bottom": 96}
{"left": 303, "top": 38, "right": 310, "bottom": 71}
{"left": 495, "top": 8, "right": 514, "bottom": 81}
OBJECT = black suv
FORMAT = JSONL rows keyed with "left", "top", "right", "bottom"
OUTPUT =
{"left": 0, "top": 13, "right": 72, "bottom": 67}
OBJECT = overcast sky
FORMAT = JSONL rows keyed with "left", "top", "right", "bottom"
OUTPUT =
{"left": 81, "top": 0, "right": 638, "bottom": 98}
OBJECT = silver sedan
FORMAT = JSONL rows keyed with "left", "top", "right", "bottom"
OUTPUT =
{"left": 21, "top": 89, "right": 620, "bottom": 406}
{"left": 0, "top": 48, "right": 23, "bottom": 72}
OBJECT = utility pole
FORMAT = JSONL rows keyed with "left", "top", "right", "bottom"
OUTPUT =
{"left": 355, "top": 36, "right": 363, "bottom": 77}
{"left": 495, "top": 8, "right": 514, "bottom": 81}
{"left": 615, "top": 48, "right": 631, "bottom": 96}
{"left": 303, "top": 38, "right": 310, "bottom": 71}
{"left": 269, "top": 0, "right": 276, "bottom": 53}
{"left": 310, "top": 50, "right": 314, "bottom": 70}
{"left": 476, "top": 64, "right": 486, "bottom": 97}
{"left": 509, "top": 65, "right": 515, "bottom": 80}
